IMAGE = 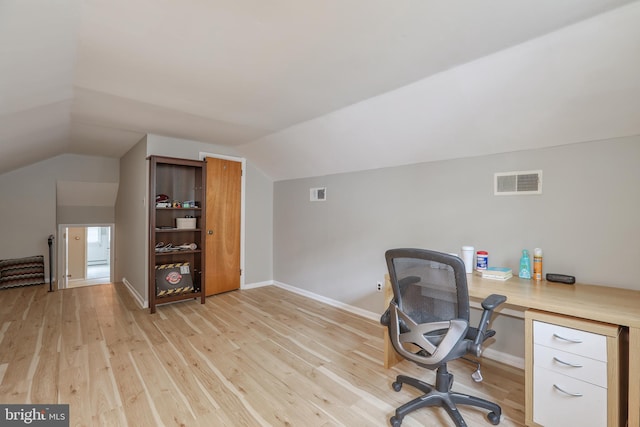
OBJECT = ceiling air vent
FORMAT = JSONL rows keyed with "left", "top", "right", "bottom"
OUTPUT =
{"left": 494, "top": 170, "right": 542, "bottom": 196}
{"left": 310, "top": 187, "right": 327, "bottom": 201}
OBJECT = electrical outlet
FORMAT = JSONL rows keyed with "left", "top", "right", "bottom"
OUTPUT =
{"left": 376, "top": 281, "right": 383, "bottom": 292}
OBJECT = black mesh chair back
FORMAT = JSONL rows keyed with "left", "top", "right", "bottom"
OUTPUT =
{"left": 382, "top": 248, "right": 506, "bottom": 427}
{"left": 387, "top": 248, "right": 469, "bottom": 325}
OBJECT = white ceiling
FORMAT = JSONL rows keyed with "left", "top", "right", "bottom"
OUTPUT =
{"left": 1, "top": 0, "right": 639, "bottom": 180}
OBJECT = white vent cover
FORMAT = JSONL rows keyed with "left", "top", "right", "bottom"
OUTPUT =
{"left": 310, "top": 187, "right": 327, "bottom": 201}
{"left": 494, "top": 170, "right": 542, "bottom": 195}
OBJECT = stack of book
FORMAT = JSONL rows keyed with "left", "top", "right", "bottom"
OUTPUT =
{"left": 480, "top": 267, "right": 513, "bottom": 281}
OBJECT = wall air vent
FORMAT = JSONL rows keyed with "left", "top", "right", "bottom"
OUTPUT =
{"left": 310, "top": 187, "right": 327, "bottom": 201}
{"left": 494, "top": 170, "right": 542, "bottom": 195}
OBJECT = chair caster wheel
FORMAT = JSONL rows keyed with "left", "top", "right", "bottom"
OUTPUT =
{"left": 487, "top": 411, "right": 500, "bottom": 425}
{"left": 390, "top": 415, "right": 402, "bottom": 427}
{"left": 392, "top": 381, "right": 402, "bottom": 392}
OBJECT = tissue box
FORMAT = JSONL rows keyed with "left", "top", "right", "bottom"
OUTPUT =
{"left": 176, "top": 217, "right": 196, "bottom": 229}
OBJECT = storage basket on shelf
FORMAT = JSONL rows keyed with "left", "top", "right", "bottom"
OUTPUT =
{"left": 176, "top": 217, "right": 196, "bottom": 229}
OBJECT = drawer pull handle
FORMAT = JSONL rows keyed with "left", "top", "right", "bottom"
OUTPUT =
{"left": 553, "top": 384, "right": 583, "bottom": 397}
{"left": 552, "top": 333, "right": 583, "bottom": 344}
{"left": 553, "top": 356, "right": 583, "bottom": 368}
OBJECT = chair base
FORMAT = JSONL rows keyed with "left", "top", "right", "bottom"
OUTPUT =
{"left": 390, "top": 366, "right": 501, "bottom": 427}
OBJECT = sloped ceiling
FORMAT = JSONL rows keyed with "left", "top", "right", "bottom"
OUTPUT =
{"left": 1, "top": 0, "right": 639, "bottom": 180}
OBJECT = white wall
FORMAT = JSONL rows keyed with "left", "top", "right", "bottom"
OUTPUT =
{"left": 0, "top": 154, "right": 119, "bottom": 282}
{"left": 87, "top": 227, "right": 110, "bottom": 264}
{"left": 111, "top": 133, "right": 274, "bottom": 307}
{"left": 243, "top": 163, "right": 274, "bottom": 284}
{"left": 114, "top": 136, "right": 148, "bottom": 304}
{"left": 273, "top": 136, "right": 640, "bottom": 360}
{"left": 57, "top": 206, "right": 115, "bottom": 224}
{"left": 147, "top": 134, "right": 273, "bottom": 285}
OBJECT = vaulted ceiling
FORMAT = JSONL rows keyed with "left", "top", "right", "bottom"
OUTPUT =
{"left": 2, "top": 0, "right": 639, "bottom": 180}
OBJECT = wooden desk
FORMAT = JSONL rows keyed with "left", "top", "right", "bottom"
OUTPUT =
{"left": 383, "top": 275, "right": 640, "bottom": 427}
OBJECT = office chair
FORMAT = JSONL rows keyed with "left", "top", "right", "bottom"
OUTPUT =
{"left": 381, "top": 248, "right": 507, "bottom": 427}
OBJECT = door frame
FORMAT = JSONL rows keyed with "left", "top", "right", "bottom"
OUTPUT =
{"left": 57, "top": 223, "right": 115, "bottom": 289}
{"left": 199, "top": 151, "right": 246, "bottom": 289}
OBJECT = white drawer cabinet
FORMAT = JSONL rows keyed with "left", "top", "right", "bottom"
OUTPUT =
{"left": 533, "top": 321, "right": 607, "bottom": 361}
{"left": 534, "top": 366, "right": 607, "bottom": 427}
{"left": 525, "top": 310, "right": 621, "bottom": 427}
{"left": 534, "top": 344, "right": 607, "bottom": 387}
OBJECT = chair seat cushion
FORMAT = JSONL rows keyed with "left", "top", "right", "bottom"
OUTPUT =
{"left": 466, "top": 327, "right": 496, "bottom": 342}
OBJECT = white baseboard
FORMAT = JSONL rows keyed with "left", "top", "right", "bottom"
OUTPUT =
{"left": 272, "top": 281, "right": 380, "bottom": 322}
{"left": 122, "top": 277, "right": 147, "bottom": 308}
{"left": 481, "top": 347, "right": 525, "bottom": 370}
{"left": 241, "top": 280, "right": 273, "bottom": 290}
{"left": 267, "top": 280, "right": 524, "bottom": 369}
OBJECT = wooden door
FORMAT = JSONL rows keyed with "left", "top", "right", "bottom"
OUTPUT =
{"left": 68, "top": 227, "right": 87, "bottom": 280}
{"left": 205, "top": 157, "right": 241, "bottom": 296}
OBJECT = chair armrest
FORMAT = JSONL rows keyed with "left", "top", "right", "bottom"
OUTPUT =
{"left": 481, "top": 294, "right": 507, "bottom": 310}
{"left": 471, "top": 293, "right": 507, "bottom": 356}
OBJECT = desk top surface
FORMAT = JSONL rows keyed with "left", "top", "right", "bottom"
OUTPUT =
{"left": 467, "top": 274, "right": 640, "bottom": 328}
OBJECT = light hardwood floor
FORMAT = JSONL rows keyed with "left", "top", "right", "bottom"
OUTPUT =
{"left": 0, "top": 283, "right": 525, "bottom": 426}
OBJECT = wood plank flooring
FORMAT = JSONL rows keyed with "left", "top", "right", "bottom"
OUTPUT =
{"left": 0, "top": 283, "right": 525, "bottom": 426}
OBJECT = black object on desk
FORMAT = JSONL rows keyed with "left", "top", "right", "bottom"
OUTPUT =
{"left": 546, "top": 273, "right": 576, "bottom": 284}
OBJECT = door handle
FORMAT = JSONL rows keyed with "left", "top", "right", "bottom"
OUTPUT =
{"left": 207, "top": 230, "right": 214, "bottom": 235}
